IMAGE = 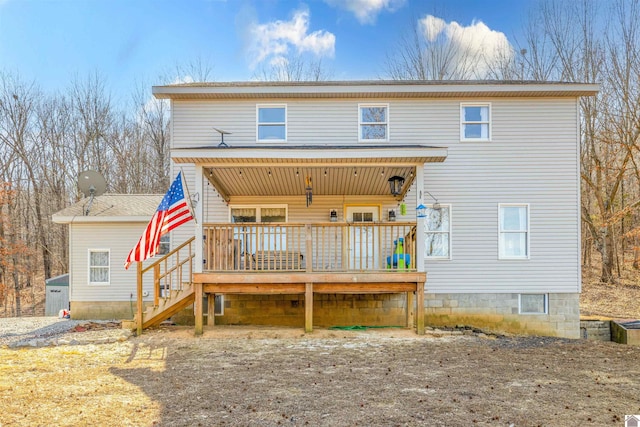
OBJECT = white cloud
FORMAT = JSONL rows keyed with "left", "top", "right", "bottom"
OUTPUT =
{"left": 324, "top": 0, "right": 405, "bottom": 25}
{"left": 419, "top": 15, "right": 513, "bottom": 78}
{"left": 247, "top": 8, "right": 335, "bottom": 69}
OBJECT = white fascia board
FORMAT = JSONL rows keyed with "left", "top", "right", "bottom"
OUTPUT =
{"left": 171, "top": 146, "right": 448, "bottom": 163}
{"left": 153, "top": 82, "right": 600, "bottom": 99}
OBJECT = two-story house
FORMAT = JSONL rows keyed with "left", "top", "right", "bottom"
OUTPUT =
{"left": 54, "top": 80, "right": 598, "bottom": 338}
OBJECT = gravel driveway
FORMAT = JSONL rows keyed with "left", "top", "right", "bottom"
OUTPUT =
{"left": 0, "top": 316, "right": 131, "bottom": 348}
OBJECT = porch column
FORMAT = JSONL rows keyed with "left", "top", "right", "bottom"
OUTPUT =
{"left": 194, "top": 164, "right": 204, "bottom": 274}
{"left": 415, "top": 164, "right": 426, "bottom": 334}
{"left": 415, "top": 164, "right": 425, "bottom": 271}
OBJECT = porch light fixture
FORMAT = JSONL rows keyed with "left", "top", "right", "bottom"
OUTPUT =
{"left": 330, "top": 209, "right": 338, "bottom": 222}
{"left": 388, "top": 209, "right": 396, "bottom": 222}
{"left": 388, "top": 175, "right": 405, "bottom": 196}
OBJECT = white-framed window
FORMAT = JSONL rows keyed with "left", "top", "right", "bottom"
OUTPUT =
{"left": 499, "top": 203, "right": 529, "bottom": 259}
{"left": 519, "top": 294, "right": 547, "bottom": 314}
{"left": 460, "top": 103, "right": 491, "bottom": 141}
{"left": 359, "top": 103, "right": 388, "bottom": 141}
{"left": 204, "top": 295, "right": 224, "bottom": 316}
{"left": 88, "top": 249, "right": 110, "bottom": 285}
{"left": 424, "top": 204, "right": 451, "bottom": 259}
{"left": 257, "top": 104, "right": 286, "bottom": 142}
{"left": 230, "top": 205, "right": 288, "bottom": 252}
{"left": 157, "top": 234, "right": 170, "bottom": 256}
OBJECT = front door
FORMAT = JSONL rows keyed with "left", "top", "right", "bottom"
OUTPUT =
{"left": 346, "top": 206, "right": 379, "bottom": 270}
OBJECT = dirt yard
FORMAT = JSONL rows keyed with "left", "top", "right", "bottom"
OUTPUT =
{"left": 1, "top": 325, "right": 639, "bottom": 427}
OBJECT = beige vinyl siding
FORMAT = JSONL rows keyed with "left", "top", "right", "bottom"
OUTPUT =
{"left": 70, "top": 222, "right": 158, "bottom": 302}
{"left": 172, "top": 99, "right": 459, "bottom": 146}
{"left": 170, "top": 95, "right": 581, "bottom": 296}
{"left": 422, "top": 98, "right": 580, "bottom": 294}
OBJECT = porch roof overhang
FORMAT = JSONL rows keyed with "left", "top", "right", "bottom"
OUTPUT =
{"left": 172, "top": 145, "right": 447, "bottom": 201}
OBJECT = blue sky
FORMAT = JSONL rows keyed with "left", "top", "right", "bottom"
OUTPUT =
{"left": 0, "top": 0, "right": 533, "bottom": 103}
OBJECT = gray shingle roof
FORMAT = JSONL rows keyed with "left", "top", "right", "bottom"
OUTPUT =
{"left": 53, "top": 194, "right": 163, "bottom": 221}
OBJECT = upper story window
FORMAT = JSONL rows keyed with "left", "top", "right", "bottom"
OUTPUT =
{"left": 461, "top": 103, "right": 491, "bottom": 141}
{"left": 88, "top": 249, "right": 110, "bottom": 285}
{"left": 257, "top": 104, "right": 286, "bottom": 142}
{"left": 499, "top": 203, "right": 529, "bottom": 259}
{"left": 424, "top": 205, "right": 451, "bottom": 259}
{"left": 359, "top": 104, "right": 388, "bottom": 142}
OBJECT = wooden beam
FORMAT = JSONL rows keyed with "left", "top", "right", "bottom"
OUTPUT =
{"left": 305, "top": 283, "right": 313, "bottom": 333}
{"left": 205, "top": 169, "right": 231, "bottom": 203}
{"left": 195, "top": 271, "right": 426, "bottom": 285}
{"left": 314, "top": 283, "right": 416, "bottom": 293}
{"left": 194, "top": 283, "right": 203, "bottom": 335}
{"left": 203, "top": 284, "right": 306, "bottom": 294}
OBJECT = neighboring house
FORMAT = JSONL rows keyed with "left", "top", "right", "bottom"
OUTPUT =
{"left": 52, "top": 194, "right": 163, "bottom": 320}
{"left": 54, "top": 80, "right": 599, "bottom": 338}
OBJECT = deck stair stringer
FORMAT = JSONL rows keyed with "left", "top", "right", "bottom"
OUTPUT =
{"left": 138, "top": 283, "right": 195, "bottom": 329}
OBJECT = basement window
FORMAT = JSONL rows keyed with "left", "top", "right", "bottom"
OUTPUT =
{"left": 204, "top": 295, "right": 224, "bottom": 316}
{"left": 519, "top": 294, "right": 547, "bottom": 314}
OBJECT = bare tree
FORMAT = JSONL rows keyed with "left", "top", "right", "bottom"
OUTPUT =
{"left": 253, "top": 55, "right": 333, "bottom": 82}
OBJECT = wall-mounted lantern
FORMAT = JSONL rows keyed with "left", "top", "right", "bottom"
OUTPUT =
{"left": 388, "top": 175, "right": 405, "bottom": 196}
{"left": 388, "top": 209, "right": 396, "bottom": 222}
{"left": 329, "top": 209, "right": 338, "bottom": 222}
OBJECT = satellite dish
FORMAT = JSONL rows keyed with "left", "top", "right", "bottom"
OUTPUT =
{"left": 213, "top": 127, "right": 231, "bottom": 147}
{"left": 77, "top": 170, "right": 106, "bottom": 216}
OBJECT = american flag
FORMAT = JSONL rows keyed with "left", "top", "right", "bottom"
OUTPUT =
{"left": 124, "top": 172, "right": 194, "bottom": 269}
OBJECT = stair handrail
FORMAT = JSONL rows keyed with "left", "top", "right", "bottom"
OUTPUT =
{"left": 136, "top": 236, "right": 195, "bottom": 335}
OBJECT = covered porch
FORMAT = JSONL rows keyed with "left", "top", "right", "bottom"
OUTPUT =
{"left": 170, "top": 145, "right": 445, "bottom": 334}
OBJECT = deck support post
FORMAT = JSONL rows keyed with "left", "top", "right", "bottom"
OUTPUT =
{"left": 416, "top": 281, "right": 425, "bottom": 335}
{"left": 207, "top": 293, "right": 215, "bottom": 326}
{"left": 194, "top": 282, "right": 203, "bottom": 335}
{"left": 305, "top": 283, "right": 313, "bottom": 333}
{"left": 406, "top": 290, "right": 414, "bottom": 329}
{"left": 136, "top": 262, "right": 143, "bottom": 336}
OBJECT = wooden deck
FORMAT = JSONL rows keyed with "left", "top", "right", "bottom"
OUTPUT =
{"left": 193, "top": 271, "right": 426, "bottom": 335}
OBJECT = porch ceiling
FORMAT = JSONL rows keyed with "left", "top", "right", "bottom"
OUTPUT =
{"left": 175, "top": 145, "right": 447, "bottom": 200}
{"left": 206, "top": 165, "right": 418, "bottom": 198}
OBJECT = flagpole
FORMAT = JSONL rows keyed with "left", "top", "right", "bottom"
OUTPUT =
{"left": 180, "top": 167, "right": 198, "bottom": 225}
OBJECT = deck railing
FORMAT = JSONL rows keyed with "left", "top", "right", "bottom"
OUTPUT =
{"left": 203, "top": 222, "right": 417, "bottom": 273}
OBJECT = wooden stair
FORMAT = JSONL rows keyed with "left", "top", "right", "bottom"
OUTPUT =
{"left": 137, "top": 283, "right": 196, "bottom": 329}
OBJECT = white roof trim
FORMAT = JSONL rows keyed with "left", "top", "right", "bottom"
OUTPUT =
{"left": 171, "top": 146, "right": 448, "bottom": 164}
{"left": 153, "top": 81, "right": 600, "bottom": 100}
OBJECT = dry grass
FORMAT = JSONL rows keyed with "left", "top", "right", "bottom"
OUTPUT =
{"left": 581, "top": 264, "right": 640, "bottom": 319}
{"left": 1, "top": 328, "right": 640, "bottom": 426}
